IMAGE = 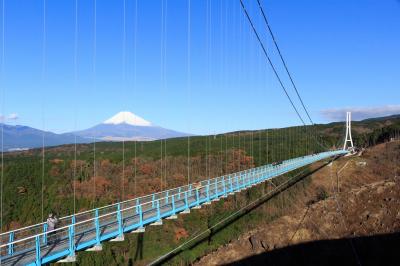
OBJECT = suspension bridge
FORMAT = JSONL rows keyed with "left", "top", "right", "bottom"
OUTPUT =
{"left": 0, "top": 0, "right": 361, "bottom": 265}
{"left": 0, "top": 149, "right": 349, "bottom": 265}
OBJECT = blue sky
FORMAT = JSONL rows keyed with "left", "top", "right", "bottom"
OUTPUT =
{"left": 0, "top": 0, "right": 399, "bottom": 134}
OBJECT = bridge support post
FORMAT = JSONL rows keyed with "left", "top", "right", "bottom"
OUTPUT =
{"left": 151, "top": 200, "right": 162, "bottom": 225}
{"left": 157, "top": 200, "right": 161, "bottom": 220}
{"left": 166, "top": 194, "right": 178, "bottom": 219}
{"left": 172, "top": 194, "right": 176, "bottom": 214}
{"left": 58, "top": 224, "right": 77, "bottom": 263}
{"left": 181, "top": 191, "right": 190, "bottom": 214}
{"left": 214, "top": 179, "right": 218, "bottom": 197}
{"left": 87, "top": 209, "right": 102, "bottom": 251}
{"left": 185, "top": 191, "right": 189, "bottom": 209}
{"left": 135, "top": 199, "right": 140, "bottom": 214}
{"left": 212, "top": 179, "right": 219, "bottom": 201}
{"left": 205, "top": 183, "right": 211, "bottom": 204}
{"left": 192, "top": 189, "right": 201, "bottom": 209}
{"left": 95, "top": 209, "right": 101, "bottom": 245}
{"left": 139, "top": 204, "right": 143, "bottom": 226}
{"left": 236, "top": 175, "right": 239, "bottom": 191}
{"left": 111, "top": 203, "right": 125, "bottom": 241}
{"left": 42, "top": 223, "right": 47, "bottom": 245}
{"left": 35, "top": 235, "right": 41, "bottom": 266}
{"left": 131, "top": 205, "right": 145, "bottom": 233}
{"left": 8, "top": 231, "right": 14, "bottom": 255}
{"left": 229, "top": 175, "right": 234, "bottom": 195}
{"left": 222, "top": 177, "right": 227, "bottom": 198}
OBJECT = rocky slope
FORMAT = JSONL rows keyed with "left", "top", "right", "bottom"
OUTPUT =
{"left": 195, "top": 141, "right": 400, "bottom": 265}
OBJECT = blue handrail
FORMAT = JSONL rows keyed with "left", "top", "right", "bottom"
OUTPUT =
{"left": 0, "top": 150, "right": 347, "bottom": 265}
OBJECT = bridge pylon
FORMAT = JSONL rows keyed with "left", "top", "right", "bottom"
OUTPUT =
{"left": 343, "top": 112, "right": 355, "bottom": 151}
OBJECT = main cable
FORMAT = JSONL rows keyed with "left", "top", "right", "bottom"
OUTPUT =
{"left": 256, "top": 0, "right": 314, "bottom": 125}
{"left": 256, "top": 0, "right": 331, "bottom": 152}
{"left": 239, "top": 0, "right": 306, "bottom": 126}
{"left": 241, "top": 0, "right": 331, "bottom": 152}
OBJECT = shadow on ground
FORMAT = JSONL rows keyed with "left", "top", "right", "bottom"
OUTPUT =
{"left": 224, "top": 231, "right": 400, "bottom": 266}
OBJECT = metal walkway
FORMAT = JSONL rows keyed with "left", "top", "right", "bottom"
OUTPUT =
{"left": 0, "top": 150, "right": 347, "bottom": 265}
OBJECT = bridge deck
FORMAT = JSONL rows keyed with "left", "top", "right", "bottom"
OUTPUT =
{"left": 0, "top": 150, "right": 347, "bottom": 265}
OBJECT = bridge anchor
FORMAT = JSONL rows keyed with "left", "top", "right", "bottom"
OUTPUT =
{"left": 87, "top": 244, "right": 102, "bottom": 252}
{"left": 110, "top": 235, "right": 125, "bottom": 242}
{"left": 151, "top": 220, "right": 163, "bottom": 226}
{"left": 131, "top": 227, "right": 145, "bottom": 233}
{"left": 57, "top": 255, "right": 77, "bottom": 263}
{"left": 166, "top": 214, "right": 178, "bottom": 220}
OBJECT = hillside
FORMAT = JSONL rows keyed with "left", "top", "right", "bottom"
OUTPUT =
{"left": 195, "top": 141, "right": 400, "bottom": 265}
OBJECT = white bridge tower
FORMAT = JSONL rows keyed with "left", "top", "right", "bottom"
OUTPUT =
{"left": 343, "top": 112, "right": 354, "bottom": 151}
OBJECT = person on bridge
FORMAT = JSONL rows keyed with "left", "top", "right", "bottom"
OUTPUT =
{"left": 46, "top": 213, "right": 59, "bottom": 244}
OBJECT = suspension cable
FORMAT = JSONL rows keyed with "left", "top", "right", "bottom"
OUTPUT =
{"left": 256, "top": 0, "right": 314, "bottom": 125}
{"left": 122, "top": 0, "right": 126, "bottom": 202}
{"left": 73, "top": 0, "right": 78, "bottom": 214}
{"left": 186, "top": 0, "right": 191, "bottom": 186}
{"left": 92, "top": 0, "right": 97, "bottom": 208}
{"left": 163, "top": 0, "right": 168, "bottom": 189}
{"left": 239, "top": 0, "right": 306, "bottom": 126}
{"left": 240, "top": 0, "right": 331, "bottom": 152}
{"left": 160, "top": 0, "right": 163, "bottom": 190}
{"left": 133, "top": 0, "right": 138, "bottom": 196}
{"left": 41, "top": 0, "right": 46, "bottom": 222}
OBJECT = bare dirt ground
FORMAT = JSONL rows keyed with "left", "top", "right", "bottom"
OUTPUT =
{"left": 195, "top": 141, "right": 400, "bottom": 265}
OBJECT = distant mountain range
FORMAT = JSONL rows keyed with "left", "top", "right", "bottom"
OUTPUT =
{"left": 1, "top": 112, "right": 398, "bottom": 152}
{"left": 0, "top": 111, "right": 191, "bottom": 151}
{"left": 0, "top": 124, "right": 89, "bottom": 151}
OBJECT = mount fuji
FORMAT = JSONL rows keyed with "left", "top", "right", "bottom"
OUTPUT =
{"left": 73, "top": 111, "right": 191, "bottom": 141}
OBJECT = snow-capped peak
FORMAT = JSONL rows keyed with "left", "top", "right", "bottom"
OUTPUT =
{"left": 103, "top": 111, "right": 152, "bottom": 127}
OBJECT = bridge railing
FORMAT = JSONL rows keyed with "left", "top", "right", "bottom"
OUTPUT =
{"left": 0, "top": 156, "right": 277, "bottom": 245}
{"left": 0, "top": 150, "right": 348, "bottom": 265}
{"left": 0, "top": 151, "right": 318, "bottom": 248}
